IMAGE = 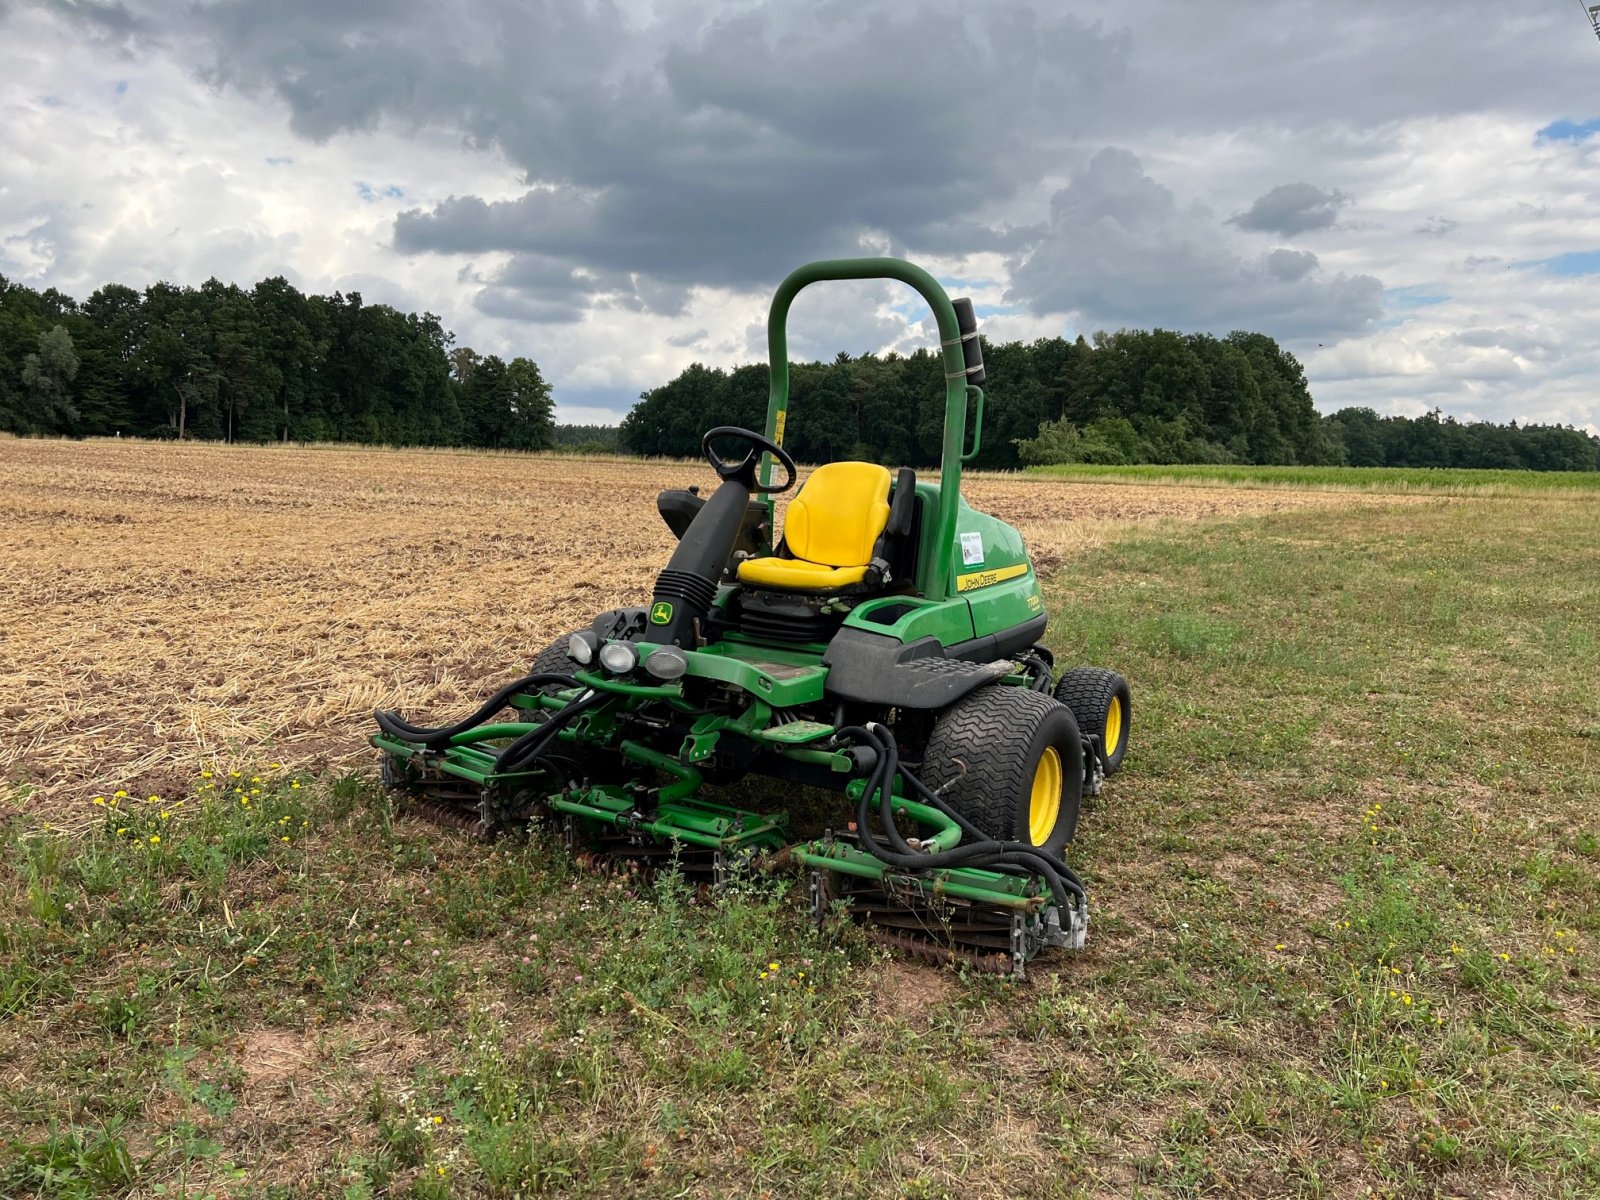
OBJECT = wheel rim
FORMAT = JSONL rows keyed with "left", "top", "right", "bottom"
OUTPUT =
{"left": 1028, "top": 746, "right": 1062, "bottom": 845}
{"left": 1104, "top": 695, "right": 1123, "bottom": 757}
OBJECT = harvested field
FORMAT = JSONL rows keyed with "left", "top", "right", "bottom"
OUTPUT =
{"left": 3, "top": 437, "right": 1412, "bottom": 815}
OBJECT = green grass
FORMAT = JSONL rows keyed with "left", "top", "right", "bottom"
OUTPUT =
{"left": 2, "top": 494, "right": 1597, "bottom": 1197}
{"left": 1028, "top": 461, "right": 1600, "bottom": 494}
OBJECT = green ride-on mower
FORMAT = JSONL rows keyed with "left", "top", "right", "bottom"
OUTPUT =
{"left": 372, "top": 258, "right": 1133, "bottom": 976}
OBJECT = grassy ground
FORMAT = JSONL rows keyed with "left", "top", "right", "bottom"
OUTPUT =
{"left": 2, "top": 493, "right": 1597, "bottom": 1197}
{"left": 1028, "top": 462, "right": 1600, "bottom": 495}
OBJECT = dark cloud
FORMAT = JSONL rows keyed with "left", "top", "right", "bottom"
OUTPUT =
{"left": 1229, "top": 183, "right": 1351, "bottom": 236}
{"left": 39, "top": 0, "right": 146, "bottom": 37}
{"left": 1008, "top": 149, "right": 1383, "bottom": 342}
{"left": 1266, "top": 248, "right": 1319, "bottom": 282}
{"left": 167, "top": 1, "right": 1128, "bottom": 317}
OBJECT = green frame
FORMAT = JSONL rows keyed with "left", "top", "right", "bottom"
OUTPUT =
{"left": 760, "top": 258, "right": 982, "bottom": 601}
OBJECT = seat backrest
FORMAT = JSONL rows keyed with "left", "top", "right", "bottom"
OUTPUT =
{"left": 783, "top": 462, "right": 892, "bottom": 568}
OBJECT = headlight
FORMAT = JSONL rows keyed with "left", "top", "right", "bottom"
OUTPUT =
{"left": 567, "top": 631, "right": 599, "bottom": 665}
{"left": 644, "top": 646, "right": 689, "bottom": 680}
{"left": 597, "top": 641, "right": 639, "bottom": 674}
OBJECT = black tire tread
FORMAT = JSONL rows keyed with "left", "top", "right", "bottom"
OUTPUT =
{"left": 1054, "top": 666, "right": 1131, "bottom": 774}
{"left": 530, "top": 633, "right": 585, "bottom": 693}
{"left": 917, "top": 685, "right": 1082, "bottom": 849}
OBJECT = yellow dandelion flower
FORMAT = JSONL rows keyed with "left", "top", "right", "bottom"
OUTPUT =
{"left": 116, "top": 827, "right": 128, "bottom": 835}
{"left": 759, "top": 971, "right": 769, "bottom": 980}
{"left": 280, "top": 836, "right": 290, "bottom": 843}
{"left": 270, "top": 763, "right": 282, "bottom": 770}
{"left": 114, "top": 789, "right": 127, "bottom": 798}
{"left": 1401, "top": 995, "right": 1412, "bottom": 1006}
{"left": 147, "top": 794, "right": 159, "bottom": 803}
{"left": 768, "top": 962, "right": 779, "bottom": 971}
{"left": 149, "top": 834, "right": 161, "bottom": 845}
{"left": 1274, "top": 944, "right": 1286, "bottom": 951}
{"left": 201, "top": 770, "right": 213, "bottom": 778}
{"left": 291, "top": 781, "right": 301, "bottom": 790}
{"left": 1497, "top": 952, "right": 1510, "bottom": 962}
{"left": 432, "top": 1115, "right": 443, "bottom": 1124}
{"left": 92, "top": 797, "right": 106, "bottom": 806}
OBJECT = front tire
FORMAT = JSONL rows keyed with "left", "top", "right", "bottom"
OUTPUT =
{"left": 917, "top": 686, "right": 1084, "bottom": 852}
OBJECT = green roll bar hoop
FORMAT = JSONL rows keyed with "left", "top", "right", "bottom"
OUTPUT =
{"left": 760, "top": 258, "right": 984, "bottom": 601}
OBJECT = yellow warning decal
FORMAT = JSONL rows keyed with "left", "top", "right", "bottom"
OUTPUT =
{"left": 772, "top": 410, "right": 787, "bottom": 446}
{"left": 955, "top": 562, "right": 1030, "bottom": 592}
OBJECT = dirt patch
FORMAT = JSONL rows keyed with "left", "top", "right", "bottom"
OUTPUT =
{"left": 239, "top": 1027, "right": 314, "bottom": 1090}
{"left": 869, "top": 958, "right": 958, "bottom": 1023}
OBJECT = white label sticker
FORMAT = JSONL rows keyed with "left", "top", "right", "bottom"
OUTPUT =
{"left": 960, "top": 531, "right": 984, "bottom": 566}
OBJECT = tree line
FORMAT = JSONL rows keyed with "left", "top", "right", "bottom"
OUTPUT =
{"left": 0, "top": 273, "right": 554, "bottom": 449}
{"left": 622, "top": 328, "right": 1599, "bottom": 472}
{"left": 6, "top": 267, "right": 1593, "bottom": 472}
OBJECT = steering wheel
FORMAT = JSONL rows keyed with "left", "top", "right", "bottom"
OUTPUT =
{"left": 701, "top": 425, "right": 797, "bottom": 494}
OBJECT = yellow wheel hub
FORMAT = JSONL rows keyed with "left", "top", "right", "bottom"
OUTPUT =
{"left": 1104, "top": 696, "right": 1123, "bottom": 757}
{"left": 1028, "top": 746, "right": 1062, "bottom": 845}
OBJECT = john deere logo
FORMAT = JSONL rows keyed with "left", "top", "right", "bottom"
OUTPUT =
{"left": 650, "top": 601, "right": 674, "bottom": 625}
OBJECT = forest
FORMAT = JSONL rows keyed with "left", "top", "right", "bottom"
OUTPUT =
{"left": 0, "top": 273, "right": 553, "bottom": 450}
{"left": 621, "top": 330, "right": 1600, "bottom": 472}
{"left": 4, "top": 272, "right": 1595, "bottom": 471}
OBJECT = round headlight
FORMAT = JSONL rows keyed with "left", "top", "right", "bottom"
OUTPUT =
{"left": 567, "top": 631, "right": 598, "bottom": 665}
{"left": 597, "top": 641, "right": 639, "bottom": 675}
{"left": 644, "top": 646, "right": 689, "bottom": 680}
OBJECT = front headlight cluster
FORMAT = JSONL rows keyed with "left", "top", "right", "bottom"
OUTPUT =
{"left": 565, "top": 632, "right": 688, "bottom": 681}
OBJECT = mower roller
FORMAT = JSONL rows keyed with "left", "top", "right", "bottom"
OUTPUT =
{"left": 372, "top": 258, "right": 1133, "bottom": 976}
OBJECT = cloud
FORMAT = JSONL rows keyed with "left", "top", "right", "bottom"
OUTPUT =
{"left": 213, "top": 1, "right": 1130, "bottom": 319}
{"left": 8, "top": 0, "right": 1600, "bottom": 435}
{"left": 1007, "top": 149, "right": 1383, "bottom": 341}
{"left": 1229, "top": 183, "right": 1351, "bottom": 236}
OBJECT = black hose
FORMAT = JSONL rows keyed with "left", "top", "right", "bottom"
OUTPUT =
{"left": 1020, "top": 655, "right": 1053, "bottom": 693}
{"left": 374, "top": 671, "right": 581, "bottom": 749}
{"left": 493, "top": 689, "right": 609, "bottom": 775}
{"left": 835, "top": 724, "right": 1086, "bottom": 912}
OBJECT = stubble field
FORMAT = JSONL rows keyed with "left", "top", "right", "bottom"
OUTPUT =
{"left": 0, "top": 437, "right": 1392, "bottom": 817}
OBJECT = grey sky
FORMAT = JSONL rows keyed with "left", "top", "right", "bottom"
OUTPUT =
{"left": 4, "top": 0, "right": 1599, "bottom": 431}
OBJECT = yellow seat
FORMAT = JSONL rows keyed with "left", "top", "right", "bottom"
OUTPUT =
{"left": 737, "top": 462, "right": 892, "bottom": 592}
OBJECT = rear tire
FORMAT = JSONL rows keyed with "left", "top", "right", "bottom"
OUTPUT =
{"left": 918, "top": 686, "right": 1083, "bottom": 852}
{"left": 1054, "top": 667, "right": 1132, "bottom": 776}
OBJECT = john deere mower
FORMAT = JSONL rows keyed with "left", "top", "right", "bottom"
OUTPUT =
{"left": 372, "top": 258, "right": 1132, "bottom": 976}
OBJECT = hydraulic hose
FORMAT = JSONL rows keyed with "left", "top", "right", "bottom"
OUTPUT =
{"left": 493, "top": 689, "right": 608, "bottom": 775}
{"left": 374, "top": 671, "right": 581, "bottom": 749}
{"left": 1020, "top": 654, "right": 1053, "bottom": 693}
{"left": 834, "top": 724, "right": 1086, "bottom": 913}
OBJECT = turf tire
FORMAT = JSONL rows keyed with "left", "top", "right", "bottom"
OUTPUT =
{"left": 917, "top": 685, "right": 1084, "bottom": 853}
{"left": 530, "top": 632, "right": 586, "bottom": 693}
{"left": 1054, "top": 667, "right": 1132, "bottom": 776}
